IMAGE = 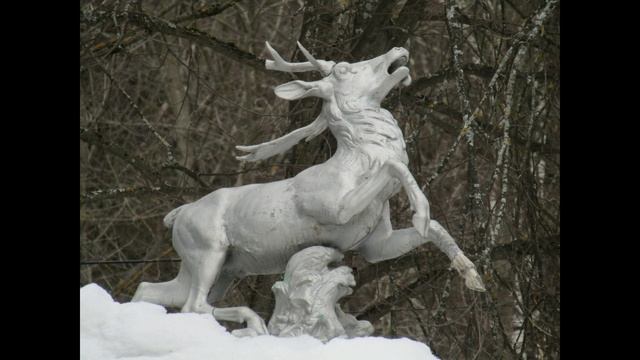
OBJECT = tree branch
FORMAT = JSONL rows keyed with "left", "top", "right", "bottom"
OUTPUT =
{"left": 356, "top": 268, "right": 448, "bottom": 323}
{"left": 388, "top": 0, "right": 428, "bottom": 47}
{"left": 394, "top": 64, "right": 555, "bottom": 99}
{"left": 389, "top": 94, "right": 559, "bottom": 155}
{"left": 351, "top": 234, "right": 559, "bottom": 322}
{"left": 171, "top": 1, "right": 239, "bottom": 23}
{"left": 80, "top": 127, "right": 157, "bottom": 180}
{"left": 84, "top": 9, "right": 288, "bottom": 82}
{"left": 84, "top": 2, "right": 241, "bottom": 57}
{"left": 350, "top": 0, "right": 397, "bottom": 59}
{"left": 81, "top": 185, "right": 205, "bottom": 203}
{"left": 127, "top": 11, "right": 287, "bottom": 81}
{"left": 80, "top": 127, "right": 210, "bottom": 189}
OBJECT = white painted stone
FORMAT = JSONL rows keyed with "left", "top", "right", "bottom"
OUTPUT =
{"left": 268, "top": 246, "right": 374, "bottom": 342}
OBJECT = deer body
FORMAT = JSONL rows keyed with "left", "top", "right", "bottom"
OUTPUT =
{"left": 133, "top": 43, "right": 485, "bottom": 337}
{"left": 184, "top": 108, "right": 405, "bottom": 278}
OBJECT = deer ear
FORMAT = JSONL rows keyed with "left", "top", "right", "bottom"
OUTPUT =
{"left": 274, "top": 80, "right": 331, "bottom": 100}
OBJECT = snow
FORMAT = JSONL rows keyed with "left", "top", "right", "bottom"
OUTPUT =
{"left": 81, "top": 283, "right": 439, "bottom": 360}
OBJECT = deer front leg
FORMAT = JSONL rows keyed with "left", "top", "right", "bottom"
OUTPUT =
{"left": 334, "top": 172, "right": 394, "bottom": 224}
{"left": 385, "top": 160, "right": 430, "bottom": 237}
{"left": 334, "top": 160, "right": 429, "bottom": 237}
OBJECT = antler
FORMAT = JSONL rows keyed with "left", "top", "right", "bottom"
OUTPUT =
{"left": 265, "top": 41, "right": 334, "bottom": 76}
{"left": 236, "top": 115, "right": 328, "bottom": 162}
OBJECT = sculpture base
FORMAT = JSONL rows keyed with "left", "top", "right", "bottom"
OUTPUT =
{"left": 81, "top": 284, "right": 438, "bottom": 360}
{"left": 268, "top": 246, "right": 374, "bottom": 342}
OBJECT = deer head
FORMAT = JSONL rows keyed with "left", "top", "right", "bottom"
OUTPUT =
{"left": 266, "top": 42, "right": 411, "bottom": 108}
{"left": 235, "top": 42, "right": 412, "bottom": 162}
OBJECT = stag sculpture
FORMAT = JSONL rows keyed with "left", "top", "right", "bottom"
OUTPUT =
{"left": 132, "top": 42, "right": 486, "bottom": 336}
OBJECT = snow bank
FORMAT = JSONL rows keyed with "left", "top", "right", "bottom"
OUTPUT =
{"left": 80, "top": 283, "right": 438, "bottom": 360}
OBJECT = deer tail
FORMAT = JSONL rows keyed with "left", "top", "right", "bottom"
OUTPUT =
{"left": 163, "top": 204, "right": 189, "bottom": 228}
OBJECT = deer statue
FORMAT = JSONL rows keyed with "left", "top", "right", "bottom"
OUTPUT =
{"left": 132, "top": 42, "right": 486, "bottom": 336}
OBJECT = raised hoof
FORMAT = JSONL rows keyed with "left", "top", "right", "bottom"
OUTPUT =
{"left": 463, "top": 268, "right": 486, "bottom": 292}
{"left": 451, "top": 253, "right": 486, "bottom": 292}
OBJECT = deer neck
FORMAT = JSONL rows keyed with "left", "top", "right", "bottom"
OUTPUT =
{"left": 328, "top": 107, "right": 409, "bottom": 169}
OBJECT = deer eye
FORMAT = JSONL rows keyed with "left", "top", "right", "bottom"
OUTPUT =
{"left": 333, "top": 62, "right": 350, "bottom": 77}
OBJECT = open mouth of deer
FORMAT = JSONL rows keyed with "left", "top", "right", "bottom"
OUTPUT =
{"left": 387, "top": 56, "right": 408, "bottom": 75}
{"left": 387, "top": 55, "right": 411, "bottom": 86}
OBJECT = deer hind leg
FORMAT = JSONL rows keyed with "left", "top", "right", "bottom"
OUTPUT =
{"left": 207, "top": 270, "right": 236, "bottom": 305}
{"left": 180, "top": 246, "right": 227, "bottom": 315}
{"left": 177, "top": 230, "right": 268, "bottom": 335}
{"left": 358, "top": 203, "right": 485, "bottom": 291}
{"left": 131, "top": 263, "right": 191, "bottom": 308}
{"left": 203, "top": 259, "right": 269, "bottom": 336}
